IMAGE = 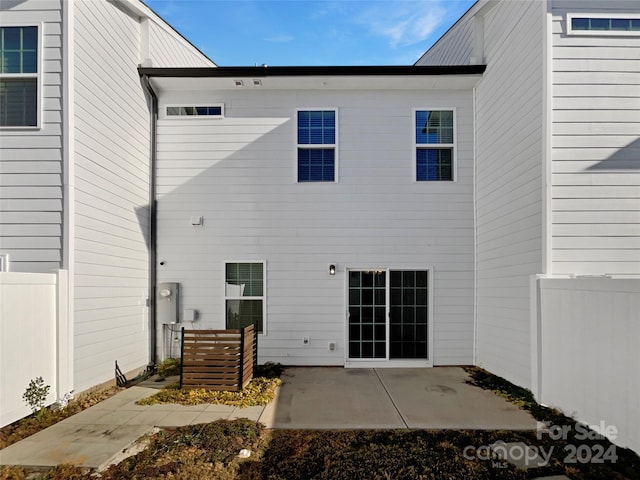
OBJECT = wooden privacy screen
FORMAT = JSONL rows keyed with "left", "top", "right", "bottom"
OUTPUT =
{"left": 180, "top": 325, "right": 256, "bottom": 391}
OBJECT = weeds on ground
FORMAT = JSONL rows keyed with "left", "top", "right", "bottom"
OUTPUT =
{"left": 156, "top": 357, "right": 181, "bottom": 378}
{"left": 0, "top": 385, "right": 123, "bottom": 449}
{"left": 254, "top": 362, "right": 285, "bottom": 379}
{"left": 464, "top": 366, "right": 640, "bottom": 479}
{"left": 22, "top": 377, "right": 51, "bottom": 422}
{"left": 136, "top": 376, "right": 282, "bottom": 408}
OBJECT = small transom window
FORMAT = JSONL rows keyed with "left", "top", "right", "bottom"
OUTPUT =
{"left": 568, "top": 14, "right": 640, "bottom": 35}
{"left": 166, "top": 105, "right": 224, "bottom": 117}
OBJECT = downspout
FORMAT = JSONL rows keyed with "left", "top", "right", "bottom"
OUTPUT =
{"left": 472, "top": 84, "right": 478, "bottom": 367}
{"left": 141, "top": 73, "right": 158, "bottom": 369}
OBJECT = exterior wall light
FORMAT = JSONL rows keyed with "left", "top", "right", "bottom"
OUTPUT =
{"left": 329, "top": 264, "right": 336, "bottom": 275}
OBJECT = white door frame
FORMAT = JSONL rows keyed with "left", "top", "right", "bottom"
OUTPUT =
{"left": 344, "top": 267, "right": 433, "bottom": 368}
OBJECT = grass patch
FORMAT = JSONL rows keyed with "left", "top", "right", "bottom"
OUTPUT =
{"left": 136, "top": 376, "right": 282, "bottom": 408}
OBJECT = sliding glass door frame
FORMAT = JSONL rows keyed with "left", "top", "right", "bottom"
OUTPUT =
{"left": 344, "top": 266, "right": 434, "bottom": 368}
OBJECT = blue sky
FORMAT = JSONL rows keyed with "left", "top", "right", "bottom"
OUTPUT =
{"left": 143, "top": 0, "right": 477, "bottom": 66}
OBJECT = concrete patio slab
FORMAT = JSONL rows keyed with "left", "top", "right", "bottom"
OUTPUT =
{"left": 273, "top": 368, "right": 407, "bottom": 429}
{"left": 376, "top": 367, "right": 536, "bottom": 429}
{"left": 1, "top": 367, "right": 538, "bottom": 471}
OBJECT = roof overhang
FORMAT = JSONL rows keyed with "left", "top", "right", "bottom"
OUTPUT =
{"left": 139, "top": 65, "right": 486, "bottom": 92}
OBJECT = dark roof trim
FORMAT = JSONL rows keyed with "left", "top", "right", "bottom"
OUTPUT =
{"left": 138, "top": 65, "right": 486, "bottom": 78}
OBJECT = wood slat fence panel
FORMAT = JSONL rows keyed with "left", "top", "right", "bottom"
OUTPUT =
{"left": 180, "top": 325, "right": 256, "bottom": 391}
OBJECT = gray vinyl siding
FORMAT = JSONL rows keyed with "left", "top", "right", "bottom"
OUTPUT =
{"left": 0, "top": 0, "right": 63, "bottom": 273}
{"left": 474, "top": 1, "right": 545, "bottom": 389}
{"left": 155, "top": 88, "right": 475, "bottom": 366}
{"left": 551, "top": 0, "right": 640, "bottom": 276}
{"left": 148, "top": 22, "right": 214, "bottom": 67}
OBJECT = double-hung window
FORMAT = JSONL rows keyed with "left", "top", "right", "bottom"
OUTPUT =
{"left": 297, "top": 110, "right": 336, "bottom": 182}
{"left": 0, "top": 26, "right": 38, "bottom": 127}
{"left": 225, "top": 262, "right": 265, "bottom": 333}
{"left": 415, "top": 110, "right": 454, "bottom": 181}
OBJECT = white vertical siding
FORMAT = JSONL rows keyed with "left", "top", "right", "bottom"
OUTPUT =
{"left": 0, "top": 0, "right": 63, "bottom": 273}
{"left": 473, "top": 1, "right": 545, "bottom": 389}
{"left": 155, "top": 88, "right": 475, "bottom": 366}
{"left": 72, "top": 0, "right": 151, "bottom": 392}
{"left": 551, "top": 0, "right": 640, "bottom": 276}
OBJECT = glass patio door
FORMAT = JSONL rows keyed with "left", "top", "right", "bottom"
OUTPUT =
{"left": 348, "top": 271, "right": 386, "bottom": 359}
{"left": 389, "top": 270, "right": 428, "bottom": 359}
{"left": 348, "top": 269, "right": 429, "bottom": 361}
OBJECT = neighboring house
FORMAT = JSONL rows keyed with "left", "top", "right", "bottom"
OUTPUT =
{"left": 417, "top": 0, "right": 640, "bottom": 452}
{"left": 1, "top": 0, "right": 638, "bottom": 454}
{"left": 0, "top": 0, "right": 213, "bottom": 426}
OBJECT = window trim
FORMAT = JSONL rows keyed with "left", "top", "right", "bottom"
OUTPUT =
{"left": 295, "top": 108, "right": 339, "bottom": 183}
{"left": 343, "top": 265, "right": 434, "bottom": 368}
{"left": 223, "top": 260, "right": 267, "bottom": 335}
{"left": 163, "top": 103, "right": 225, "bottom": 119}
{"left": 413, "top": 107, "right": 457, "bottom": 182}
{"left": 567, "top": 13, "right": 640, "bottom": 36}
{"left": 0, "top": 23, "right": 42, "bottom": 130}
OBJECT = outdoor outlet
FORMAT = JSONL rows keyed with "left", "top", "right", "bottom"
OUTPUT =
{"left": 328, "top": 342, "right": 336, "bottom": 351}
{"left": 302, "top": 336, "right": 310, "bottom": 345}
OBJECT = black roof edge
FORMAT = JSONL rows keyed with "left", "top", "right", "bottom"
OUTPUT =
{"left": 138, "top": 64, "right": 486, "bottom": 78}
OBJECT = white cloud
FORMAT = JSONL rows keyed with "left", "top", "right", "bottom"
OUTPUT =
{"left": 357, "top": 1, "right": 447, "bottom": 48}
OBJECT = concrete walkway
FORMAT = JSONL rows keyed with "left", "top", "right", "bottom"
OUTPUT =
{"left": 0, "top": 378, "right": 276, "bottom": 470}
{"left": 0, "top": 367, "right": 536, "bottom": 470}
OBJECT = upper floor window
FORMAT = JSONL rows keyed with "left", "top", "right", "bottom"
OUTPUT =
{"left": 568, "top": 14, "right": 640, "bottom": 36}
{"left": 415, "top": 109, "right": 454, "bottom": 181}
{"left": 297, "top": 110, "right": 336, "bottom": 182}
{"left": 0, "top": 26, "right": 38, "bottom": 127}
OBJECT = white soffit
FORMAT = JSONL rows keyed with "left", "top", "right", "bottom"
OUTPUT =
{"left": 149, "top": 74, "right": 482, "bottom": 92}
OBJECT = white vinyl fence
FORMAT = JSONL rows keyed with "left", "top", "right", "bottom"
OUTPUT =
{"left": 532, "top": 277, "right": 640, "bottom": 453}
{"left": 0, "top": 272, "right": 69, "bottom": 427}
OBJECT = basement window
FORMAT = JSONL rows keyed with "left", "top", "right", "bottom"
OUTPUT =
{"left": 165, "top": 105, "right": 224, "bottom": 117}
{"left": 567, "top": 14, "right": 640, "bottom": 35}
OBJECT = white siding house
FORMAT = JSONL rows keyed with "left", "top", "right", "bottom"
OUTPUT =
{"left": 0, "top": 0, "right": 213, "bottom": 425}
{"left": 146, "top": 67, "right": 484, "bottom": 367}
{"left": 418, "top": 0, "right": 640, "bottom": 453}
